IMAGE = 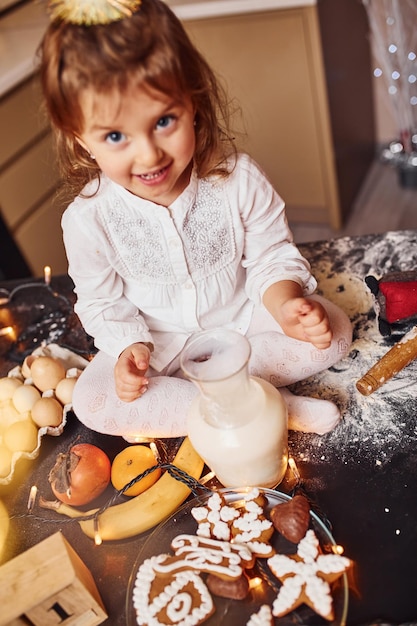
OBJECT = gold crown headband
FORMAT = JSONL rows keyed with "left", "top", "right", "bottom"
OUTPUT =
{"left": 48, "top": 0, "right": 142, "bottom": 25}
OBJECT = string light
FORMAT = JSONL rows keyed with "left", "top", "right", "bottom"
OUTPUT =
{"left": 199, "top": 470, "right": 215, "bottom": 485}
{"left": 288, "top": 457, "right": 301, "bottom": 482}
{"left": 149, "top": 441, "right": 161, "bottom": 464}
{"left": 94, "top": 517, "right": 102, "bottom": 546}
{"left": 0, "top": 273, "right": 74, "bottom": 361}
{"left": 249, "top": 576, "right": 263, "bottom": 589}
{"left": 0, "top": 326, "right": 13, "bottom": 338}
{"left": 44, "top": 266, "right": 52, "bottom": 286}
{"left": 364, "top": 0, "right": 417, "bottom": 159}
{"left": 27, "top": 485, "right": 38, "bottom": 512}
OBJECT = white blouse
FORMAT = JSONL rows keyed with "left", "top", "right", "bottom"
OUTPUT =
{"left": 62, "top": 153, "right": 316, "bottom": 371}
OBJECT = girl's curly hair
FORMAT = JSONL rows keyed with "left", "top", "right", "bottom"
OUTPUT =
{"left": 38, "top": 0, "right": 237, "bottom": 200}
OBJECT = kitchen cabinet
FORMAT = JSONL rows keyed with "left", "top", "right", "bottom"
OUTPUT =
{"left": 183, "top": 3, "right": 375, "bottom": 229}
{"left": 0, "top": 0, "right": 374, "bottom": 280}
{"left": 0, "top": 75, "right": 67, "bottom": 277}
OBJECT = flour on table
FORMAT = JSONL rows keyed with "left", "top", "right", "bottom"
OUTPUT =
{"left": 290, "top": 233, "right": 417, "bottom": 470}
{"left": 314, "top": 264, "right": 373, "bottom": 319}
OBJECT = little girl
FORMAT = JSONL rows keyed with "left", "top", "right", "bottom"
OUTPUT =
{"left": 39, "top": 0, "right": 352, "bottom": 440}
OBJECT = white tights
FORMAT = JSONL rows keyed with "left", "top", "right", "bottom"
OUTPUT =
{"left": 72, "top": 296, "right": 352, "bottom": 439}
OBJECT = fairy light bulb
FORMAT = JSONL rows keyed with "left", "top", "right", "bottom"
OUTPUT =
{"left": 0, "top": 326, "right": 13, "bottom": 338}
{"left": 44, "top": 265, "right": 51, "bottom": 285}
{"left": 288, "top": 457, "right": 301, "bottom": 482}
{"left": 149, "top": 441, "right": 160, "bottom": 464}
{"left": 27, "top": 485, "right": 38, "bottom": 512}
{"left": 94, "top": 517, "right": 102, "bottom": 546}
{"left": 249, "top": 576, "right": 263, "bottom": 589}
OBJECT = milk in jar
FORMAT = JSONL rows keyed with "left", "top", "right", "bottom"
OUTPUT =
{"left": 180, "top": 329, "right": 288, "bottom": 488}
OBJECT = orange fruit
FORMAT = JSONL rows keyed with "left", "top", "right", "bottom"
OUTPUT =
{"left": 111, "top": 445, "right": 161, "bottom": 496}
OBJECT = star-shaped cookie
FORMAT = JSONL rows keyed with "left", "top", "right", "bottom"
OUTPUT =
{"left": 267, "top": 529, "right": 352, "bottom": 620}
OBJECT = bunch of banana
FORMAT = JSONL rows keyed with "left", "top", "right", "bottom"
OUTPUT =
{"left": 40, "top": 437, "right": 204, "bottom": 541}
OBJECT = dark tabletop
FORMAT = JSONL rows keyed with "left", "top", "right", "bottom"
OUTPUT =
{"left": 1, "top": 231, "right": 417, "bottom": 625}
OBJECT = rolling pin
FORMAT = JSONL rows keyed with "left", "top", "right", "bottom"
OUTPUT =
{"left": 356, "top": 326, "right": 417, "bottom": 395}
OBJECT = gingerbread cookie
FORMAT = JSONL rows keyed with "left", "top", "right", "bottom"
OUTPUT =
{"left": 133, "top": 553, "right": 214, "bottom": 625}
{"left": 191, "top": 491, "right": 239, "bottom": 540}
{"left": 246, "top": 605, "right": 274, "bottom": 626}
{"left": 269, "top": 493, "right": 310, "bottom": 543}
{"left": 231, "top": 488, "right": 275, "bottom": 557}
{"left": 267, "top": 529, "right": 352, "bottom": 620}
{"left": 206, "top": 571, "right": 250, "bottom": 600}
{"left": 153, "top": 534, "right": 255, "bottom": 579}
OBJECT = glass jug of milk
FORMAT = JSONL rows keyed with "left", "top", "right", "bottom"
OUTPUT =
{"left": 180, "top": 328, "right": 288, "bottom": 488}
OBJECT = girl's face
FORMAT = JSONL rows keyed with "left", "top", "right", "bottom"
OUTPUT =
{"left": 77, "top": 83, "right": 196, "bottom": 206}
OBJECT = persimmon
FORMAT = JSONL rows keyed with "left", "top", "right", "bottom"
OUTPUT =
{"left": 111, "top": 445, "right": 161, "bottom": 497}
{"left": 49, "top": 443, "right": 111, "bottom": 506}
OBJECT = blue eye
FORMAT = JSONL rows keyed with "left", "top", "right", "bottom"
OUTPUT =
{"left": 156, "top": 115, "right": 174, "bottom": 130}
{"left": 105, "top": 131, "right": 126, "bottom": 144}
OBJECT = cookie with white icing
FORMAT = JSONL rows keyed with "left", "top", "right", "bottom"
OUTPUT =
{"left": 191, "top": 491, "right": 239, "bottom": 541}
{"left": 246, "top": 604, "right": 274, "bottom": 626}
{"left": 231, "top": 488, "right": 275, "bottom": 557}
{"left": 153, "top": 534, "right": 255, "bottom": 580}
{"left": 267, "top": 529, "right": 352, "bottom": 620}
{"left": 132, "top": 553, "right": 215, "bottom": 626}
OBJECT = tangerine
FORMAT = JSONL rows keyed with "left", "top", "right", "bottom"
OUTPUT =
{"left": 111, "top": 445, "right": 161, "bottom": 496}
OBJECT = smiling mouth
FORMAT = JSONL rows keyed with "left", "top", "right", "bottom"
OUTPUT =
{"left": 138, "top": 166, "right": 168, "bottom": 181}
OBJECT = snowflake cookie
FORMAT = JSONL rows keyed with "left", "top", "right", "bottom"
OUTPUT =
{"left": 191, "top": 491, "right": 239, "bottom": 541}
{"left": 231, "top": 488, "right": 275, "bottom": 557}
{"left": 246, "top": 604, "right": 274, "bottom": 625}
{"left": 267, "top": 529, "right": 352, "bottom": 621}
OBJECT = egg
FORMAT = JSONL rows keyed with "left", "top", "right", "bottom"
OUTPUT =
{"left": 0, "top": 445, "right": 12, "bottom": 478}
{"left": 4, "top": 419, "right": 38, "bottom": 453}
{"left": 31, "top": 397, "right": 63, "bottom": 428}
{"left": 30, "top": 356, "right": 66, "bottom": 392}
{"left": 21, "top": 355, "right": 35, "bottom": 379}
{"left": 0, "top": 401, "right": 22, "bottom": 428}
{"left": 12, "top": 384, "right": 42, "bottom": 414}
{"left": 0, "top": 377, "right": 22, "bottom": 402}
{"left": 55, "top": 377, "right": 77, "bottom": 405}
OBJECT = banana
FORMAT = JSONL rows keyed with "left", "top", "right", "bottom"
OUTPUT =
{"left": 40, "top": 437, "right": 204, "bottom": 541}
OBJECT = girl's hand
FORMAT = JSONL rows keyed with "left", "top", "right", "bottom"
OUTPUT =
{"left": 114, "top": 343, "right": 151, "bottom": 402}
{"left": 263, "top": 280, "right": 332, "bottom": 350}
{"left": 280, "top": 297, "right": 332, "bottom": 349}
